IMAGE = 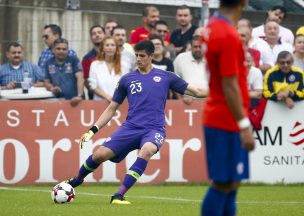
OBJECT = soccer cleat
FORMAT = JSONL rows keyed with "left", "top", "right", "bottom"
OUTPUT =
{"left": 110, "top": 194, "right": 131, "bottom": 205}
{"left": 63, "top": 178, "right": 83, "bottom": 188}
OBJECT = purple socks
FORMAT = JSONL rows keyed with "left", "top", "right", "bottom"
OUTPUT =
{"left": 116, "top": 157, "right": 148, "bottom": 195}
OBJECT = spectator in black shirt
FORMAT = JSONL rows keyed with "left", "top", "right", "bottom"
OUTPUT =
{"left": 149, "top": 34, "right": 175, "bottom": 99}
{"left": 149, "top": 34, "right": 174, "bottom": 72}
{"left": 170, "top": 5, "right": 197, "bottom": 56}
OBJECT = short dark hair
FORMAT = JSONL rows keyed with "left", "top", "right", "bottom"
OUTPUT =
{"left": 134, "top": 40, "right": 155, "bottom": 55}
{"left": 6, "top": 42, "right": 23, "bottom": 52}
{"left": 52, "top": 38, "right": 69, "bottom": 48}
{"left": 142, "top": 6, "right": 158, "bottom": 17}
{"left": 155, "top": 20, "right": 168, "bottom": 27}
{"left": 177, "top": 4, "right": 191, "bottom": 11}
{"left": 219, "top": 0, "right": 244, "bottom": 8}
{"left": 276, "top": 51, "right": 293, "bottom": 62}
{"left": 269, "top": 5, "right": 287, "bottom": 19}
{"left": 111, "top": 25, "right": 126, "bottom": 36}
{"left": 89, "top": 25, "right": 105, "bottom": 36}
{"left": 44, "top": 24, "right": 62, "bottom": 37}
{"left": 148, "top": 34, "right": 164, "bottom": 46}
{"left": 191, "top": 35, "right": 201, "bottom": 43}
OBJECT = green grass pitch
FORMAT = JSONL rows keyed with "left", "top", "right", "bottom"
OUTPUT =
{"left": 0, "top": 184, "right": 303, "bottom": 216}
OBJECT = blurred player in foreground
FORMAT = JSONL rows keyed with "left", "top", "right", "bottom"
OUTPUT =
{"left": 65, "top": 40, "right": 208, "bottom": 204}
{"left": 201, "top": 0, "right": 255, "bottom": 215}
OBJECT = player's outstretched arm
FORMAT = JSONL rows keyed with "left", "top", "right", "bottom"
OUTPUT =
{"left": 95, "top": 101, "right": 120, "bottom": 128}
{"left": 79, "top": 101, "right": 120, "bottom": 149}
{"left": 184, "top": 84, "right": 208, "bottom": 98}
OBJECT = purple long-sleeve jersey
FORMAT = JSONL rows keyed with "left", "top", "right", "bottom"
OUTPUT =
{"left": 112, "top": 68, "right": 188, "bottom": 130}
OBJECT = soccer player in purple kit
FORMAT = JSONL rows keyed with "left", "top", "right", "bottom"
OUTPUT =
{"left": 65, "top": 40, "right": 208, "bottom": 204}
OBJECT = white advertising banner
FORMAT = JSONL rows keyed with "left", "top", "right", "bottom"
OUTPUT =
{"left": 250, "top": 101, "right": 304, "bottom": 183}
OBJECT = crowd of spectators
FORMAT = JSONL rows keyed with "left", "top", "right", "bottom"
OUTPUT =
{"left": 0, "top": 4, "right": 303, "bottom": 110}
{"left": 238, "top": 6, "right": 304, "bottom": 110}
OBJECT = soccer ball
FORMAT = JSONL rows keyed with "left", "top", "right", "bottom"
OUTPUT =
{"left": 51, "top": 182, "right": 75, "bottom": 204}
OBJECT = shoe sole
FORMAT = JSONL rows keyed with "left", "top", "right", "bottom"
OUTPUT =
{"left": 111, "top": 200, "right": 131, "bottom": 205}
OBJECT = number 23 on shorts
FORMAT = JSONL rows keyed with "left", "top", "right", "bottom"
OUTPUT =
{"left": 154, "top": 133, "right": 164, "bottom": 145}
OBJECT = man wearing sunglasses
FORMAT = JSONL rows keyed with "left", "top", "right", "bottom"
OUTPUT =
{"left": 38, "top": 24, "right": 77, "bottom": 69}
{"left": 154, "top": 20, "right": 175, "bottom": 60}
{"left": 263, "top": 51, "right": 304, "bottom": 109}
{"left": 154, "top": 20, "right": 170, "bottom": 46}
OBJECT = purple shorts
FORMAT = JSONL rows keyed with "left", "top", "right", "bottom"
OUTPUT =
{"left": 102, "top": 124, "right": 166, "bottom": 163}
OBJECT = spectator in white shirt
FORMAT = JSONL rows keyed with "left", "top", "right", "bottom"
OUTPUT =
{"left": 252, "top": 5, "right": 294, "bottom": 45}
{"left": 245, "top": 51, "right": 263, "bottom": 99}
{"left": 89, "top": 36, "right": 128, "bottom": 101}
{"left": 262, "top": 20, "right": 293, "bottom": 66}
{"left": 293, "top": 34, "right": 304, "bottom": 71}
{"left": 174, "top": 35, "right": 208, "bottom": 104}
{"left": 112, "top": 25, "right": 136, "bottom": 74}
{"left": 238, "top": 19, "right": 273, "bottom": 74}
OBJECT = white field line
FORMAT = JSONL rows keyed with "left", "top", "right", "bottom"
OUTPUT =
{"left": 0, "top": 186, "right": 303, "bottom": 205}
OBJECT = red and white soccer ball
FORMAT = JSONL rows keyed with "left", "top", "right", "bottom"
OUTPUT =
{"left": 51, "top": 182, "right": 75, "bottom": 204}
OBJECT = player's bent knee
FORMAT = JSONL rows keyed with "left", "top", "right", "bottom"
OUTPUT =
{"left": 138, "top": 142, "right": 157, "bottom": 160}
{"left": 93, "top": 146, "right": 116, "bottom": 163}
{"left": 138, "top": 149, "right": 155, "bottom": 160}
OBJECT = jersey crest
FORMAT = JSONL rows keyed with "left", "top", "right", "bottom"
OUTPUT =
{"left": 153, "top": 76, "right": 161, "bottom": 82}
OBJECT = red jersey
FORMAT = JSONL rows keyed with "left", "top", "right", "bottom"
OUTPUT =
{"left": 248, "top": 48, "right": 260, "bottom": 67}
{"left": 202, "top": 14, "right": 249, "bottom": 131}
{"left": 130, "top": 26, "right": 170, "bottom": 45}
{"left": 130, "top": 26, "right": 149, "bottom": 45}
{"left": 81, "top": 48, "right": 97, "bottom": 78}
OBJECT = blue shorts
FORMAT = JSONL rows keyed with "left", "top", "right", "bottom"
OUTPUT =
{"left": 203, "top": 126, "right": 249, "bottom": 183}
{"left": 103, "top": 124, "right": 166, "bottom": 163}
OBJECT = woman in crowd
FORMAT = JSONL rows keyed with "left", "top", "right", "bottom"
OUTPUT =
{"left": 293, "top": 34, "right": 304, "bottom": 70}
{"left": 89, "top": 36, "right": 128, "bottom": 102}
